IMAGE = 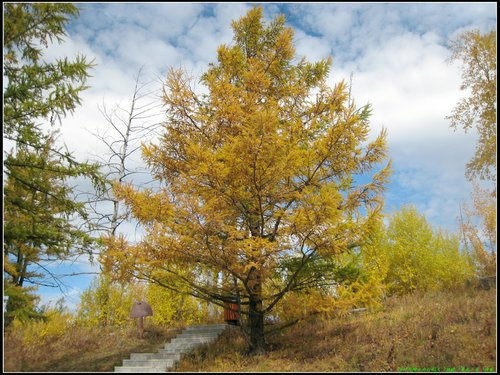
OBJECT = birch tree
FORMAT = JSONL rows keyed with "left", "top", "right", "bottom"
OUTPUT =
{"left": 447, "top": 28, "right": 496, "bottom": 182}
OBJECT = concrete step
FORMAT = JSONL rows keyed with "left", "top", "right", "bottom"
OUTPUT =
{"left": 184, "top": 324, "right": 228, "bottom": 331}
{"left": 170, "top": 337, "right": 217, "bottom": 344}
{"left": 173, "top": 333, "right": 219, "bottom": 339}
{"left": 122, "top": 358, "right": 174, "bottom": 369}
{"left": 129, "top": 353, "right": 152, "bottom": 360}
{"left": 166, "top": 340, "right": 206, "bottom": 346}
{"left": 163, "top": 343, "right": 200, "bottom": 351}
{"left": 114, "top": 324, "right": 229, "bottom": 373}
{"left": 166, "top": 342, "right": 211, "bottom": 349}
{"left": 149, "top": 351, "right": 182, "bottom": 361}
{"left": 114, "top": 366, "right": 161, "bottom": 373}
{"left": 170, "top": 340, "right": 215, "bottom": 347}
{"left": 176, "top": 331, "right": 222, "bottom": 338}
{"left": 129, "top": 353, "right": 156, "bottom": 360}
{"left": 159, "top": 346, "right": 191, "bottom": 353}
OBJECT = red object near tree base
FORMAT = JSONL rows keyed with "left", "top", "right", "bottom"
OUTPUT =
{"left": 224, "top": 302, "right": 239, "bottom": 325}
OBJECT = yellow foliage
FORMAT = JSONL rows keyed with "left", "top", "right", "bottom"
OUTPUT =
{"left": 335, "top": 278, "right": 384, "bottom": 314}
{"left": 99, "top": 234, "right": 152, "bottom": 283}
{"left": 274, "top": 290, "right": 335, "bottom": 322}
{"left": 372, "top": 205, "right": 475, "bottom": 295}
{"left": 12, "top": 308, "right": 74, "bottom": 346}
{"left": 447, "top": 29, "right": 496, "bottom": 181}
{"left": 108, "top": 6, "right": 391, "bottom": 348}
{"left": 147, "top": 282, "right": 209, "bottom": 326}
{"left": 112, "top": 183, "right": 173, "bottom": 224}
{"left": 75, "top": 273, "right": 148, "bottom": 328}
{"left": 3, "top": 253, "right": 18, "bottom": 277}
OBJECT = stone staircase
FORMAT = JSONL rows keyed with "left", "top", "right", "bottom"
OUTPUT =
{"left": 114, "top": 323, "right": 229, "bottom": 372}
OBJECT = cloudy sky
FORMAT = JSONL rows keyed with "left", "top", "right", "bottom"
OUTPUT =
{"left": 29, "top": 2, "right": 496, "bottom": 310}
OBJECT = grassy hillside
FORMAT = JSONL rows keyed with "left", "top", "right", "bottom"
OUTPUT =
{"left": 3, "top": 287, "right": 496, "bottom": 372}
{"left": 177, "top": 288, "right": 496, "bottom": 372}
{"left": 3, "top": 324, "right": 181, "bottom": 372}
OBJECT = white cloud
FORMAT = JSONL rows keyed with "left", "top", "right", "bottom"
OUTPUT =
{"left": 339, "top": 30, "right": 478, "bottom": 231}
{"left": 286, "top": 2, "right": 496, "bottom": 66}
{"left": 293, "top": 29, "right": 332, "bottom": 62}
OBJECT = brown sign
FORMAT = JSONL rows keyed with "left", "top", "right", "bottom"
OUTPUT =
{"left": 129, "top": 301, "right": 153, "bottom": 318}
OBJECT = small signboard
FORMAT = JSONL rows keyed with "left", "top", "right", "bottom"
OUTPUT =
{"left": 130, "top": 301, "right": 153, "bottom": 338}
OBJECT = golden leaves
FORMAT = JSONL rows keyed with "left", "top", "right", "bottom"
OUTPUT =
{"left": 113, "top": 183, "right": 173, "bottom": 224}
{"left": 447, "top": 29, "right": 496, "bottom": 181}
{"left": 99, "top": 234, "right": 138, "bottom": 283}
{"left": 109, "top": 6, "right": 391, "bottom": 321}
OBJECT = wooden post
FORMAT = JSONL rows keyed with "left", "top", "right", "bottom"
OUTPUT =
{"left": 138, "top": 316, "right": 144, "bottom": 338}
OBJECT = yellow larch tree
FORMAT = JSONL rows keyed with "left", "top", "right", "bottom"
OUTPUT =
{"left": 108, "top": 7, "right": 390, "bottom": 353}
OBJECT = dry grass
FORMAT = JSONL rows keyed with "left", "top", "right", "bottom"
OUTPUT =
{"left": 176, "top": 288, "right": 496, "bottom": 372}
{"left": 3, "top": 287, "right": 496, "bottom": 372}
{"left": 3, "top": 322, "right": 180, "bottom": 372}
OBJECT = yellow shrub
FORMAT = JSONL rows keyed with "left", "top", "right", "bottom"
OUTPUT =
{"left": 12, "top": 309, "right": 74, "bottom": 346}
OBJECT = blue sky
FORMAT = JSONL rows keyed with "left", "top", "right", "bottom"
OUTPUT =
{"left": 19, "top": 2, "right": 496, "bottom": 311}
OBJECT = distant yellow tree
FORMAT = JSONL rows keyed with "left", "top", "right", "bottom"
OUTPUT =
{"left": 381, "top": 206, "right": 474, "bottom": 295}
{"left": 147, "top": 279, "right": 211, "bottom": 327}
{"left": 447, "top": 28, "right": 496, "bottom": 181}
{"left": 110, "top": 6, "right": 390, "bottom": 353}
{"left": 76, "top": 274, "right": 138, "bottom": 327}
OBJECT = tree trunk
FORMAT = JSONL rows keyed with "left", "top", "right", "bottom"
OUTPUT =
{"left": 248, "top": 266, "right": 265, "bottom": 353}
{"left": 249, "top": 294, "right": 265, "bottom": 353}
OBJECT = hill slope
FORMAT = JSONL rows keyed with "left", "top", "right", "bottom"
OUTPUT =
{"left": 176, "top": 288, "right": 496, "bottom": 372}
{"left": 3, "top": 287, "right": 496, "bottom": 372}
